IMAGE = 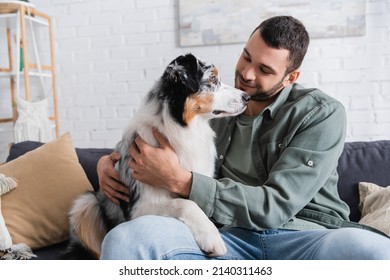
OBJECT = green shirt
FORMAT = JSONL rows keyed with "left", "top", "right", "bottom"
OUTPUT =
{"left": 189, "top": 83, "right": 350, "bottom": 231}
{"left": 219, "top": 114, "right": 259, "bottom": 186}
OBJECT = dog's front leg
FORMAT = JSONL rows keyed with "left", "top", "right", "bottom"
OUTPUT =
{"left": 169, "top": 198, "right": 227, "bottom": 257}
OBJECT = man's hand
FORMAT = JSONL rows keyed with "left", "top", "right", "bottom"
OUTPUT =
{"left": 97, "top": 152, "right": 129, "bottom": 205}
{"left": 129, "top": 129, "right": 193, "bottom": 198}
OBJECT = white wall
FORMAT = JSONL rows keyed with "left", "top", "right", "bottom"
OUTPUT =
{"left": 1, "top": 0, "right": 389, "bottom": 162}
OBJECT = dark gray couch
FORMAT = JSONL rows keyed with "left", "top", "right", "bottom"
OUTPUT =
{"left": 6, "top": 140, "right": 390, "bottom": 259}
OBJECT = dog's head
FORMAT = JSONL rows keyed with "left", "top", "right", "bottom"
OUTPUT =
{"left": 159, "top": 53, "right": 249, "bottom": 126}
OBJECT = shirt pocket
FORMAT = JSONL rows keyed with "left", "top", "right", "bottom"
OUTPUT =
{"left": 265, "top": 140, "right": 284, "bottom": 172}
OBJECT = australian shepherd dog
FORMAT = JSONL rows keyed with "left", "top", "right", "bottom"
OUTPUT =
{"left": 64, "top": 53, "right": 249, "bottom": 259}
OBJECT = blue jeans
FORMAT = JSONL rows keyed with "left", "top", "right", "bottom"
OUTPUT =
{"left": 100, "top": 215, "right": 390, "bottom": 260}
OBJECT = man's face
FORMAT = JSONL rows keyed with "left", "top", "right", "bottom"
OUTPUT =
{"left": 235, "top": 30, "right": 293, "bottom": 101}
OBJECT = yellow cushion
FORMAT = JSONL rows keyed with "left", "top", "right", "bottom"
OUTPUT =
{"left": 0, "top": 133, "right": 93, "bottom": 249}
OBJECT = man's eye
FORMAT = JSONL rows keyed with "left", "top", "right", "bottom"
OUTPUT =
{"left": 243, "top": 53, "right": 251, "bottom": 62}
{"left": 259, "top": 67, "right": 271, "bottom": 74}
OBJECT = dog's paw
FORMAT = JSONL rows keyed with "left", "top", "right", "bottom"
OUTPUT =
{"left": 195, "top": 225, "right": 227, "bottom": 257}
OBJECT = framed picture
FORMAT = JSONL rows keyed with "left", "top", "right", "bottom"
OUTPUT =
{"left": 178, "top": 0, "right": 366, "bottom": 47}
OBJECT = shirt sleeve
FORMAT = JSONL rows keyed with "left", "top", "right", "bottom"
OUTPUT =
{"left": 189, "top": 100, "right": 347, "bottom": 230}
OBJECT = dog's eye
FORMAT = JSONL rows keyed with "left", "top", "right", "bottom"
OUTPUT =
{"left": 209, "top": 75, "right": 218, "bottom": 84}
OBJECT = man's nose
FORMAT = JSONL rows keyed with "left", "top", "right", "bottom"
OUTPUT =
{"left": 242, "top": 66, "right": 256, "bottom": 81}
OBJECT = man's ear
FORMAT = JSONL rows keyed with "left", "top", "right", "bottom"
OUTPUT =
{"left": 283, "top": 70, "right": 300, "bottom": 86}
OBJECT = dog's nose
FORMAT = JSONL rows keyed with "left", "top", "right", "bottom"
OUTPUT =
{"left": 242, "top": 94, "right": 251, "bottom": 104}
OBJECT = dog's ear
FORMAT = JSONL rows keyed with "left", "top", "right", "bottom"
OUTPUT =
{"left": 163, "top": 54, "right": 199, "bottom": 92}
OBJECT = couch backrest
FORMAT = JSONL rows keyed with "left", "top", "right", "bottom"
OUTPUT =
{"left": 337, "top": 140, "right": 390, "bottom": 222}
{"left": 8, "top": 140, "right": 390, "bottom": 223}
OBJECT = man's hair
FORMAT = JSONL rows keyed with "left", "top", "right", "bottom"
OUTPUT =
{"left": 251, "top": 16, "right": 310, "bottom": 74}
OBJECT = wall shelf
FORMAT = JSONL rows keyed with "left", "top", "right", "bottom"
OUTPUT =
{"left": 0, "top": 2, "right": 59, "bottom": 138}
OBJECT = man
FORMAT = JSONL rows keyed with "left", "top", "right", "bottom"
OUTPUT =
{"left": 97, "top": 16, "right": 390, "bottom": 259}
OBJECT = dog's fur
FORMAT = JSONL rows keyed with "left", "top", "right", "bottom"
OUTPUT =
{"left": 63, "top": 54, "right": 249, "bottom": 259}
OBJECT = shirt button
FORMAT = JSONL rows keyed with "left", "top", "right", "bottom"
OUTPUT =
{"left": 219, "top": 155, "right": 224, "bottom": 160}
{"left": 228, "top": 136, "right": 231, "bottom": 142}
{"left": 278, "top": 143, "right": 282, "bottom": 148}
{"left": 307, "top": 160, "right": 314, "bottom": 167}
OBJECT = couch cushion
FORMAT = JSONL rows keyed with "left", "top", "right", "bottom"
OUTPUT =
{"left": 32, "top": 241, "right": 68, "bottom": 260}
{"left": 358, "top": 182, "right": 390, "bottom": 236}
{"left": 7, "top": 141, "right": 113, "bottom": 192}
{"left": 337, "top": 141, "right": 390, "bottom": 222}
{"left": 0, "top": 133, "right": 93, "bottom": 250}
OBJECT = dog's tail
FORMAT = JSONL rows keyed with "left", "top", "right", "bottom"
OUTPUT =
{"left": 63, "top": 192, "right": 107, "bottom": 259}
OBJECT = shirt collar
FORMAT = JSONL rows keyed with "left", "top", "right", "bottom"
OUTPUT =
{"left": 264, "top": 84, "right": 294, "bottom": 119}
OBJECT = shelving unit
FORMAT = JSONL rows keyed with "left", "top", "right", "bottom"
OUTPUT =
{"left": 0, "top": 2, "right": 59, "bottom": 138}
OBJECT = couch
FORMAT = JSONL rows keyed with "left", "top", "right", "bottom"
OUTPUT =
{"left": 4, "top": 139, "right": 390, "bottom": 259}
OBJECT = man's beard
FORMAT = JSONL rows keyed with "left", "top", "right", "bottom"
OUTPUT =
{"left": 235, "top": 72, "right": 286, "bottom": 102}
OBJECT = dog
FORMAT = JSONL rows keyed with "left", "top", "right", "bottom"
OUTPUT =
{"left": 63, "top": 53, "right": 249, "bottom": 259}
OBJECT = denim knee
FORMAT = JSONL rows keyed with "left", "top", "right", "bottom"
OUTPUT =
{"left": 100, "top": 215, "right": 197, "bottom": 259}
{"left": 316, "top": 228, "right": 390, "bottom": 260}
